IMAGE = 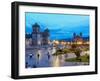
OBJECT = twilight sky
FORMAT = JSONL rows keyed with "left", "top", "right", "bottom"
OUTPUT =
{"left": 25, "top": 12, "right": 90, "bottom": 40}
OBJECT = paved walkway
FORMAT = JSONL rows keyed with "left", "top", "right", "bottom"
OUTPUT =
{"left": 25, "top": 47, "right": 89, "bottom": 68}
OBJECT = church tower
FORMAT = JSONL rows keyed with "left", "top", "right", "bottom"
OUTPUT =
{"left": 42, "top": 28, "right": 49, "bottom": 45}
{"left": 73, "top": 32, "right": 76, "bottom": 38}
{"left": 32, "top": 23, "right": 41, "bottom": 46}
{"left": 32, "top": 23, "right": 40, "bottom": 33}
{"left": 80, "top": 32, "right": 82, "bottom": 37}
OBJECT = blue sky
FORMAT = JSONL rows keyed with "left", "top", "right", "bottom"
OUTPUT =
{"left": 25, "top": 12, "right": 89, "bottom": 40}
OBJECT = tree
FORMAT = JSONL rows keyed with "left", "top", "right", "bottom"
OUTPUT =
{"left": 74, "top": 48, "right": 81, "bottom": 60}
{"left": 71, "top": 44, "right": 81, "bottom": 61}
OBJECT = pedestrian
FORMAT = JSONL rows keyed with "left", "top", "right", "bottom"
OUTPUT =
{"left": 47, "top": 52, "right": 50, "bottom": 59}
{"left": 37, "top": 53, "right": 40, "bottom": 59}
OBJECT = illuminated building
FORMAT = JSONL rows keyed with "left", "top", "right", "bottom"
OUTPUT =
{"left": 73, "top": 32, "right": 83, "bottom": 44}
{"left": 32, "top": 23, "right": 49, "bottom": 46}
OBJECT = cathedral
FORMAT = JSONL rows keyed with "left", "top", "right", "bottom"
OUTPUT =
{"left": 32, "top": 23, "right": 50, "bottom": 46}
{"left": 73, "top": 32, "right": 84, "bottom": 44}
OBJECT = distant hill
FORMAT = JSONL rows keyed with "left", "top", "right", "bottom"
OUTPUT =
{"left": 58, "top": 36, "right": 89, "bottom": 42}
{"left": 25, "top": 34, "right": 89, "bottom": 42}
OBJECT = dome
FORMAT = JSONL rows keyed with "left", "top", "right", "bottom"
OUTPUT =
{"left": 32, "top": 23, "right": 40, "bottom": 28}
{"left": 44, "top": 28, "right": 49, "bottom": 32}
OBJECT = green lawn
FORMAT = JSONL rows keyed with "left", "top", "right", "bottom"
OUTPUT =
{"left": 53, "top": 48, "right": 71, "bottom": 56}
{"left": 65, "top": 54, "right": 89, "bottom": 62}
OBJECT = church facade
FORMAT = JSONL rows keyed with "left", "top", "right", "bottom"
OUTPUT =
{"left": 73, "top": 32, "right": 84, "bottom": 44}
{"left": 32, "top": 23, "right": 50, "bottom": 46}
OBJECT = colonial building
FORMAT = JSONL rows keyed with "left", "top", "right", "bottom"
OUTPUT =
{"left": 32, "top": 23, "right": 49, "bottom": 46}
{"left": 73, "top": 32, "right": 84, "bottom": 44}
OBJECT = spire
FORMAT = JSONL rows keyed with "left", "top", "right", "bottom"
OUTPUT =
{"left": 73, "top": 32, "right": 76, "bottom": 38}
{"left": 80, "top": 32, "right": 82, "bottom": 37}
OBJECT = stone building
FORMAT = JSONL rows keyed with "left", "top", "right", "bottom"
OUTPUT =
{"left": 32, "top": 23, "right": 49, "bottom": 46}
{"left": 73, "top": 32, "right": 83, "bottom": 44}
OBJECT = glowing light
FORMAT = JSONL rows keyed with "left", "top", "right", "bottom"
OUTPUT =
{"left": 52, "top": 56, "right": 60, "bottom": 67}
{"left": 61, "top": 41, "right": 66, "bottom": 45}
{"left": 77, "top": 41, "right": 83, "bottom": 44}
{"left": 53, "top": 40, "right": 59, "bottom": 45}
